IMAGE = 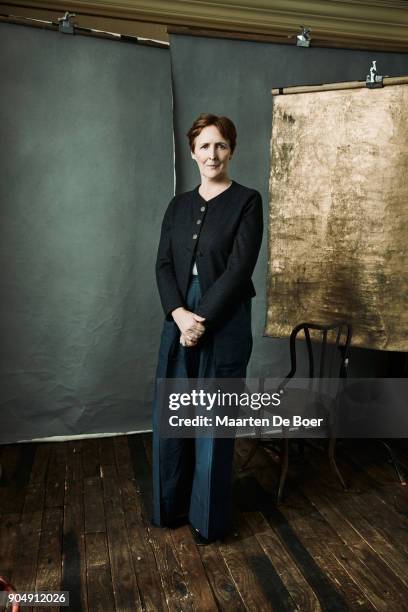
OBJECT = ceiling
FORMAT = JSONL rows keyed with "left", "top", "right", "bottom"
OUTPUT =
{"left": 1, "top": 0, "right": 408, "bottom": 50}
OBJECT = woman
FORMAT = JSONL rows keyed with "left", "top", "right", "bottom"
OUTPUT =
{"left": 152, "top": 113, "right": 263, "bottom": 544}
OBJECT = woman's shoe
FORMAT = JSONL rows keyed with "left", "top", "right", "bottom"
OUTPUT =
{"left": 189, "top": 525, "right": 214, "bottom": 546}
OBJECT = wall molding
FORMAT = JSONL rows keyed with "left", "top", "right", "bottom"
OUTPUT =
{"left": 1, "top": 0, "right": 408, "bottom": 50}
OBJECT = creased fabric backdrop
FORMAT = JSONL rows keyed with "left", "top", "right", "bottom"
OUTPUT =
{"left": 0, "top": 23, "right": 173, "bottom": 443}
{"left": 266, "top": 85, "right": 408, "bottom": 350}
{"left": 1, "top": 25, "right": 408, "bottom": 443}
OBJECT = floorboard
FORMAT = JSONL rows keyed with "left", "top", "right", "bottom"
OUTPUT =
{"left": 0, "top": 435, "right": 407, "bottom": 611}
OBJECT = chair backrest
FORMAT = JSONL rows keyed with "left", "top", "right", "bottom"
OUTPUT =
{"left": 287, "top": 321, "right": 352, "bottom": 381}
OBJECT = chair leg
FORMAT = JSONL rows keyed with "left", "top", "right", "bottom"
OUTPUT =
{"left": 328, "top": 437, "right": 347, "bottom": 490}
{"left": 380, "top": 441, "right": 407, "bottom": 486}
{"left": 277, "top": 437, "right": 289, "bottom": 504}
{"left": 240, "top": 439, "right": 260, "bottom": 471}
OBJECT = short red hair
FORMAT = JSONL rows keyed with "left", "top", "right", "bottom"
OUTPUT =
{"left": 187, "top": 114, "right": 237, "bottom": 153}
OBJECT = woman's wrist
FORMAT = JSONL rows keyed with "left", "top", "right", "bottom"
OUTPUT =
{"left": 171, "top": 306, "right": 186, "bottom": 320}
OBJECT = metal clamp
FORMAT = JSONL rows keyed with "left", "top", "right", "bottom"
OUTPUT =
{"left": 297, "top": 26, "right": 311, "bottom": 47}
{"left": 366, "top": 60, "right": 384, "bottom": 88}
{"left": 57, "top": 11, "right": 76, "bottom": 34}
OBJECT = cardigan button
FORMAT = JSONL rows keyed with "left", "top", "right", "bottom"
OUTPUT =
{"left": 196, "top": 219, "right": 202, "bottom": 225}
{"left": 200, "top": 206, "right": 205, "bottom": 212}
{"left": 192, "top": 233, "right": 198, "bottom": 240}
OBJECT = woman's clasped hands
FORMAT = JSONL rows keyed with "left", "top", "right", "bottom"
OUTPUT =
{"left": 171, "top": 307, "right": 206, "bottom": 347}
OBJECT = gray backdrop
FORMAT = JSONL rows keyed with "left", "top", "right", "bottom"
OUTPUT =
{"left": 0, "top": 23, "right": 173, "bottom": 443}
{"left": 1, "top": 25, "right": 407, "bottom": 443}
{"left": 170, "top": 34, "right": 408, "bottom": 380}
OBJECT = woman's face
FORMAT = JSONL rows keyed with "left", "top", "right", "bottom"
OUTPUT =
{"left": 191, "top": 125, "right": 232, "bottom": 181}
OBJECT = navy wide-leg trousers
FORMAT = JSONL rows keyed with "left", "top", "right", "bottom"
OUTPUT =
{"left": 152, "top": 276, "right": 251, "bottom": 540}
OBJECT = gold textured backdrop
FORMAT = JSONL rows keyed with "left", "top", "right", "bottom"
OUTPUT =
{"left": 266, "top": 83, "right": 408, "bottom": 350}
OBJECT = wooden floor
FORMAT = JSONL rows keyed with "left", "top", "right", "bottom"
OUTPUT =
{"left": 0, "top": 435, "right": 407, "bottom": 612}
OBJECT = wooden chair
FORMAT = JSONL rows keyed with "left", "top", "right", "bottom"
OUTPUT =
{"left": 242, "top": 321, "right": 352, "bottom": 503}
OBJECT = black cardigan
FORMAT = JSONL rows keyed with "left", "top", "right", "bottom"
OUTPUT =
{"left": 156, "top": 180, "right": 263, "bottom": 325}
